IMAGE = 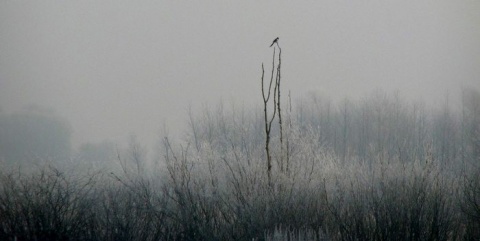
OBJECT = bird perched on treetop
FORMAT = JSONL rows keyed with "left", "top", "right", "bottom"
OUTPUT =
{"left": 270, "top": 37, "right": 279, "bottom": 47}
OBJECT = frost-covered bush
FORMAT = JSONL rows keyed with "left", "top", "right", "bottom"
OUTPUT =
{"left": 0, "top": 90, "right": 479, "bottom": 240}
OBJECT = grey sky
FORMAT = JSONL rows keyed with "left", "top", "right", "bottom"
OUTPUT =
{"left": 1, "top": 1, "right": 479, "bottom": 149}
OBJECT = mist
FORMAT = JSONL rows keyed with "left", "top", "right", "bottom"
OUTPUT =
{"left": 1, "top": 2, "right": 480, "bottom": 240}
{"left": 1, "top": 1, "right": 479, "bottom": 152}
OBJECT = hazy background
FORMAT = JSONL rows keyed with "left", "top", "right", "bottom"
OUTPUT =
{"left": 1, "top": 1, "right": 479, "bottom": 151}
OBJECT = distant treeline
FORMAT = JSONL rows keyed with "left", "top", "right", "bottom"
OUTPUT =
{"left": 0, "top": 89, "right": 479, "bottom": 240}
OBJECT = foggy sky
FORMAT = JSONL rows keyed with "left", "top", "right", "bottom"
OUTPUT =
{"left": 1, "top": 1, "right": 479, "bottom": 150}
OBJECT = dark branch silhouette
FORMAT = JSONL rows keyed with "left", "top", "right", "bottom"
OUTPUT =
{"left": 262, "top": 38, "right": 283, "bottom": 186}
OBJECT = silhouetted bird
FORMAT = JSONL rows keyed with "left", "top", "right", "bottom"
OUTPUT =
{"left": 270, "top": 37, "right": 279, "bottom": 47}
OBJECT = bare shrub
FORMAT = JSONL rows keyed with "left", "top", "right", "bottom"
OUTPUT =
{"left": 462, "top": 168, "right": 480, "bottom": 240}
{"left": 324, "top": 155, "right": 460, "bottom": 241}
{"left": 91, "top": 180, "right": 170, "bottom": 241}
{"left": 1, "top": 87, "right": 478, "bottom": 240}
{"left": 0, "top": 166, "right": 97, "bottom": 241}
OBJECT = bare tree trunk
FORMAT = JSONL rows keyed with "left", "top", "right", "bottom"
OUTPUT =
{"left": 261, "top": 42, "right": 282, "bottom": 186}
{"left": 276, "top": 46, "right": 284, "bottom": 172}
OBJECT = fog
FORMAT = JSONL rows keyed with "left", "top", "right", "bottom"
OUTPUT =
{"left": 1, "top": 1, "right": 479, "bottom": 151}
{"left": 3, "top": 2, "right": 480, "bottom": 239}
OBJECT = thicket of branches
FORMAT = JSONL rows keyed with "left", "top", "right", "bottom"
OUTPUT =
{"left": 0, "top": 44, "right": 479, "bottom": 240}
{"left": 0, "top": 90, "right": 479, "bottom": 240}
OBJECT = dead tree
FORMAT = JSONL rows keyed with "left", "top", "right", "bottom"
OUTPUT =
{"left": 261, "top": 39, "right": 282, "bottom": 185}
